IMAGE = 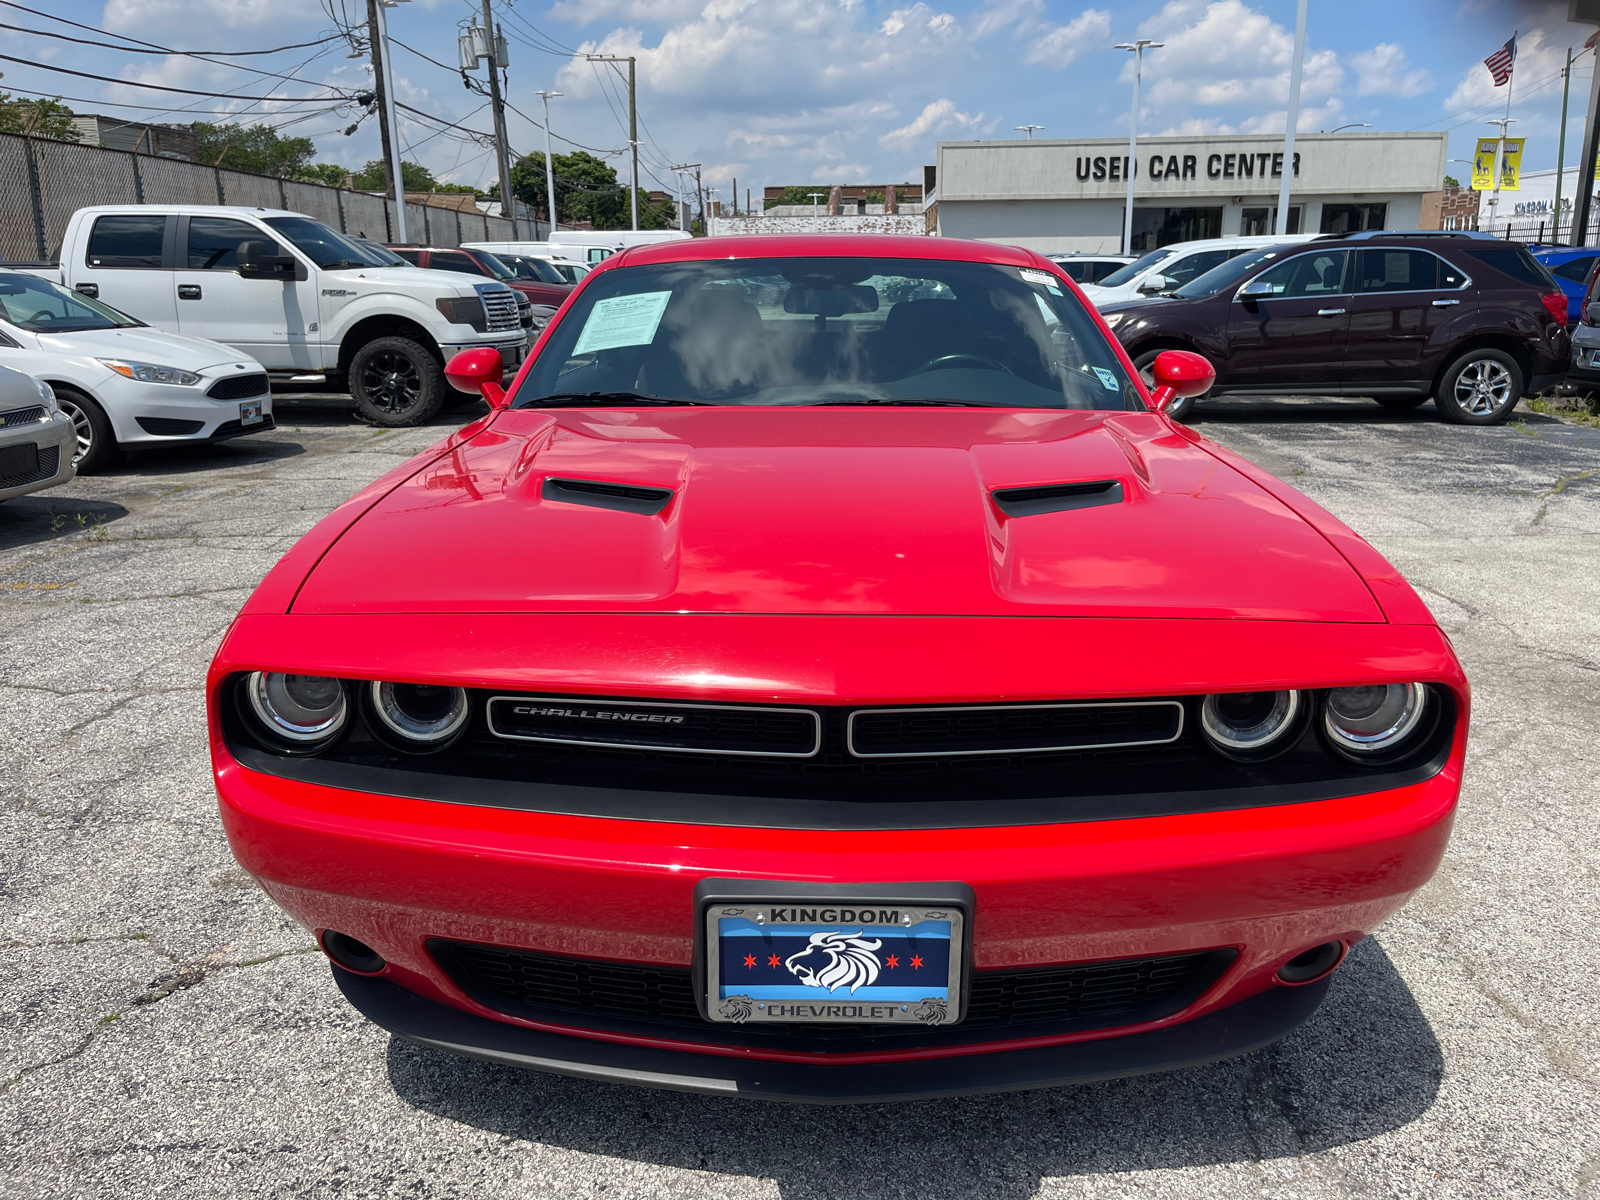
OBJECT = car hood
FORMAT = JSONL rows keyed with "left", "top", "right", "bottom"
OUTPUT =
{"left": 36, "top": 326, "right": 262, "bottom": 372}
{"left": 1097, "top": 297, "right": 1178, "bottom": 318}
{"left": 320, "top": 264, "right": 489, "bottom": 297}
{"left": 293, "top": 407, "right": 1384, "bottom": 621}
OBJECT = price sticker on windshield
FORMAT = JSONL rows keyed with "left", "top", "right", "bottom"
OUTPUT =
{"left": 572, "top": 290, "right": 673, "bottom": 355}
{"left": 1020, "top": 268, "right": 1063, "bottom": 295}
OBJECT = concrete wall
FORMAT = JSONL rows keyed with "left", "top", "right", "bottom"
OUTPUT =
{"left": 706, "top": 213, "right": 929, "bottom": 237}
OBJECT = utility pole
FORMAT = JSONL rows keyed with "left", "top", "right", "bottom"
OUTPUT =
{"left": 1556, "top": 49, "right": 1572, "bottom": 243}
{"left": 535, "top": 89, "right": 561, "bottom": 236}
{"left": 476, "top": 0, "right": 518, "bottom": 236}
{"left": 587, "top": 55, "right": 638, "bottom": 231}
{"left": 1275, "top": 0, "right": 1307, "bottom": 237}
{"left": 1487, "top": 116, "right": 1516, "bottom": 234}
{"left": 671, "top": 163, "right": 700, "bottom": 234}
{"left": 366, "top": 0, "right": 407, "bottom": 241}
{"left": 1114, "top": 41, "right": 1160, "bottom": 255}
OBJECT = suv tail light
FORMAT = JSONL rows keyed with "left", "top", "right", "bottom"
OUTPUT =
{"left": 1541, "top": 291, "right": 1568, "bottom": 326}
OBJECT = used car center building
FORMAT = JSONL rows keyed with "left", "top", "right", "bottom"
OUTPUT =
{"left": 932, "top": 131, "right": 1449, "bottom": 254}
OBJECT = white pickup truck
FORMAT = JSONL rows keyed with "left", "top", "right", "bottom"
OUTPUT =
{"left": 25, "top": 205, "right": 529, "bottom": 426}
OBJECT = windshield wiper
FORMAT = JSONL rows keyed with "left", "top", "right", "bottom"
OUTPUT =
{"left": 521, "top": 391, "right": 714, "bottom": 407}
{"left": 800, "top": 398, "right": 988, "bottom": 407}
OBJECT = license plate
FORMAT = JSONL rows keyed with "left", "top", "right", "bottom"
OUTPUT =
{"left": 704, "top": 899, "right": 965, "bottom": 1027}
{"left": 0, "top": 442, "right": 38, "bottom": 477}
{"left": 239, "top": 401, "right": 264, "bottom": 426}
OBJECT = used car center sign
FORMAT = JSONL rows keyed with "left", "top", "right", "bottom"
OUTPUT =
{"left": 1076, "top": 151, "right": 1300, "bottom": 184}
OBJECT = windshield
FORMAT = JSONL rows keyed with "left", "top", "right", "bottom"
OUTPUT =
{"left": 263, "top": 216, "right": 399, "bottom": 269}
{"left": 499, "top": 254, "right": 567, "bottom": 285}
{"left": 0, "top": 273, "right": 142, "bottom": 333}
{"left": 1173, "top": 245, "right": 1294, "bottom": 298}
{"left": 355, "top": 239, "right": 407, "bottom": 266}
{"left": 1097, "top": 248, "right": 1175, "bottom": 289}
{"left": 516, "top": 256, "right": 1141, "bottom": 411}
{"left": 550, "top": 261, "right": 587, "bottom": 283}
{"left": 472, "top": 251, "right": 516, "bottom": 281}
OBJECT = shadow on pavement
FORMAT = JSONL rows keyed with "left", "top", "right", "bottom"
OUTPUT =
{"left": 0, "top": 495, "right": 129, "bottom": 551}
{"left": 115, "top": 436, "right": 308, "bottom": 475}
{"left": 1187, "top": 396, "right": 1445, "bottom": 426}
{"left": 384, "top": 937, "right": 1440, "bottom": 1198}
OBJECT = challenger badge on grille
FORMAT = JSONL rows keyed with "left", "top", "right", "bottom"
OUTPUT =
{"left": 487, "top": 696, "right": 822, "bottom": 757}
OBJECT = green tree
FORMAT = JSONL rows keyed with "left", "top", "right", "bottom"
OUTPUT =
{"left": 349, "top": 158, "right": 444, "bottom": 192}
{"left": 765, "top": 184, "right": 828, "bottom": 210}
{"left": 1443, "top": 175, "right": 1461, "bottom": 190}
{"left": 192, "top": 121, "right": 317, "bottom": 175}
{"left": 0, "top": 92, "right": 78, "bottom": 141}
{"left": 293, "top": 162, "right": 351, "bottom": 187}
{"left": 511, "top": 149, "right": 624, "bottom": 227}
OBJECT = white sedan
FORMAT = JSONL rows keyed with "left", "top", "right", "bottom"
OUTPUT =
{"left": 0, "top": 271, "right": 272, "bottom": 472}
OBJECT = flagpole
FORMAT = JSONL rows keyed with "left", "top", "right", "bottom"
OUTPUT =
{"left": 1490, "top": 32, "right": 1516, "bottom": 235}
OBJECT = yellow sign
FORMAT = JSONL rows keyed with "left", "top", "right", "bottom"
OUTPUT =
{"left": 1471, "top": 137, "right": 1525, "bottom": 190}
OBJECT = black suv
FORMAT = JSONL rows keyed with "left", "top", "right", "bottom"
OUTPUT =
{"left": 1098, "top": 232, "right": 1570, "bottom": 423}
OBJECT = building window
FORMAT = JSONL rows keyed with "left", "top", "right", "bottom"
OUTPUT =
{"left": 1240, "top": 206, "right": 1302, "bottom": 236}
{"left": 1130, "top": 207, "right": 1223, "bottom": 251}
{"left": 1320, "top": 203, "right": 1388, "bottom": 235}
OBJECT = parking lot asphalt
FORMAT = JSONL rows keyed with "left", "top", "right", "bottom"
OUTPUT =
{"left": 1, "top": 391, "right": 1597, "bottom": 1200}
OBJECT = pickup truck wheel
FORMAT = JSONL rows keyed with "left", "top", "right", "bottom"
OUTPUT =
{"left": 1133, "top": 348, "right": 1207, "bottom": 423}
{"left": 51, "top": 387, "right": 119, "bottom": 474}
{"left": 1435, "top": 349, "right": 1523, "bottom": 425}
{"left": 350, "top": 337, "right": 443, "bottom": 426}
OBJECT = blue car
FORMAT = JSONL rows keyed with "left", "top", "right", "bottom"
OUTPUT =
{"left": 1532, "top": 247, "right": 1600, "bottom": 321}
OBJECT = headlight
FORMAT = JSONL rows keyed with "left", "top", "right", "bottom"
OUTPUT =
{"left": 1102, "top": 313, "right": 1127, "bottom": 330}
{"left": 31, "top": 375, "right": 59, "bottom": 412}
{"left": 435, "top": 296, "right": 488, "bottom": 331}
{"left": 1200, "top": 690, "right": 1304, "bottom": 759}
{"left": 368, "top": 681, "right": 469, "bottom": 749}
{"left": 1323, "top": 684, "right": 1428, "bottom": 757}
{"left": 98, "top": 358, "right": 202, "bottom": 386}
{"left": 246, "top": 672, "right": 349, "bottom": 748}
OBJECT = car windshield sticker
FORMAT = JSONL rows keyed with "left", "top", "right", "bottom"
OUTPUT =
{"left": 1092, "top": 367, "right": 1120, "bottom": 391}
{"left": 571, "top": 290, "right": 673, "bottom": 354}
{"left": 1020, "top": 268, "right": 1063, "bottom": 294}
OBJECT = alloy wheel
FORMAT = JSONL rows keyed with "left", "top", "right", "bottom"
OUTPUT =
{"left": 1452, "top": 358, "right": 1513, "bottom": 417}
{"left": 54, "top": 395, "right": 93, "bottom": 466}
{"left": 360, "top": 352, "right": 423, "bottom": 415}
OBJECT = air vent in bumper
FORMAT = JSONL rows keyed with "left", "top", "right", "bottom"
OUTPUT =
{"left": 848, "top": 701, "right": 1183, "bottom": 758}
{"left": 992, "top": 479, "right": 1123, "bottom": 517}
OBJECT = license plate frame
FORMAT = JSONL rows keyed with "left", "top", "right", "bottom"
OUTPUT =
{"left": 239, "top": 401, "right": 264, "bottom": 426}
{"left": 696, "top": 880, "right": 973, "bottom": 1028}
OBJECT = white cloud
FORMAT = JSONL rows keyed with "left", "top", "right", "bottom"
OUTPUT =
{"left": 1349, "top": 43, "right": 1434, "bottom": 98}
{"left": 969, "top": 1, "right": 1111, "bottom": 69}
{"left": 548, "top": 0, "right": 703, "bottom": 23}
{"left": 880, "top": 98, "right": 985, "bottom": 147}
{"left": 1444, "top": 26, "right": 1563, "bottom": 113}
{"left": 102, "top": 0, "right": 325, "bottom": 31}
{"left": 810, "top": 163, "right": 872, "bottom": 180}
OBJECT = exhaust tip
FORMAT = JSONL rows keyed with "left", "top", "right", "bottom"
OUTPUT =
{"left": 1276, "top": 940, "right": 1345, "bottom": 985}
{"left": 321, "top": 930, "right": 386, "bottom": 975}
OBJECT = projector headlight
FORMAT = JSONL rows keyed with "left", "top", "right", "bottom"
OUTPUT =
{"left": 245, "top": 672, "right": 349, "bottom": 749}
{"left": 368, "top": 680, "right": 470, "bottom": 750}
{"left": 1200, "top": 690, "right": 1305, "bottom": 760}
{"left": 1323, "top": 684, "right": 1428, "bottom": 759}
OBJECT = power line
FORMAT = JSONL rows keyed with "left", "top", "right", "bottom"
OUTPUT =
{"left": 0, "top": 53, "right": 355, "bottom": 102}
{"left": 0, "top": 1, "right": 341, "bottom": 56}
{"left": 0, "top": 84, "right": 346, "bottom": 117}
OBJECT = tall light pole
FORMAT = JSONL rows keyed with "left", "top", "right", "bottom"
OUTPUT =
{"left": 1275, "top": 0, "right": 1307, "bottom": 236}
{"left": 1014, "top": 124, "right": 1043, "bottom": 139}
{"left": 1114, "top": 39, "right": 1161, "bottom": 256}
{"left": 368, "top": 0, "right": 409, "bottom": 241}
{"left": 534, "top": 89, "right": 561, "bottom": 237}
{"left": 809, "top": 191, "right": 824, "bottom": 231}
{"left": 1486, "top": 116, "right": 1517, "bottom": 233}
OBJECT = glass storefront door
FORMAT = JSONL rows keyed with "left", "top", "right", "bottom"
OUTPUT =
{"left": 1130, "top": 207, "right": 1223, "bottom": 251}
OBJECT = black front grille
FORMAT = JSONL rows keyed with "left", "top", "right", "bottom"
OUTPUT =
{"left": 206, "top": 373, "right": 271, "bottom": 400}
{"left": 430, "top": 939, "right": 1229, "bottom": 1052}
{"left": 488, "top": 696, "right": 821, "bottom": 756}
{"left": 850, "top": 701, "right": 1182, "bottom": 757}
{"left": 0, "top": 444, "right": 58, "bottom": 489}
{"left": 0, "top": 405, "right": 46, "bottom": 428}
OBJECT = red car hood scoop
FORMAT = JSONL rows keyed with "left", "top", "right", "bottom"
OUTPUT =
{"left": 293, "top": 407, "right": 1383, "bottom": 621}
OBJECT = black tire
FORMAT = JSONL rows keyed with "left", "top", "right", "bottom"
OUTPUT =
{"left": 1133, "top": 348, "right": 1209, "bottom": 423}
{"left": 51, "top": 386, "right": 119, "bottom": 473}
{"left": 1434, "top": 348, "right": 1523, "bottom": 425}
{"left": 1374, "top": 394, "right": 1429, "bottom": 410}
{"left": 348, "top": 336, "right": 444, "bottom": 427}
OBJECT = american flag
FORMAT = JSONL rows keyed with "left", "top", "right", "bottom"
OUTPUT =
{"left": 1483, "top": 34, "right": 1516, "bottom": 87}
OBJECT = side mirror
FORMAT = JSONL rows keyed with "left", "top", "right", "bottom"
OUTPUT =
{"left": 1147, "top": 349, "right": 1215, "bottom": 414}
{"left": 1239, "top": 278, "right": 1275, "bottom": 299}
{"left": 444, "top": 347, "right": 508, "bottom": 408}
{"left": 238, "top": 240, "right": 300, "bottom": 279}
{"left": 1137, "top": 274, "right": 1172, "bottom": 295}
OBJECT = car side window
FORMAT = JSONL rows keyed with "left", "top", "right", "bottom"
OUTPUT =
{"left": 1163, "top": 250, "right": 1231, "bottom": 287}
{"left": 1550, "top": 256, "right": 1599, "bottom": 284}
{"left": 187, "top": 217, "right": 283, "bottom": 270}
{"left": 86, "top": 215, "right": 166, "bottom": 269}
{"left": 391, "top": 249, "right": 421, "bottom": 265}
{"left": 1057, "top": 261, "right": 1092, "bottom": 282}
{"left": 1091, "top": 261, "right": 1124, "bottom": 282}
{"left": 430, "top": 252, "right": 488, "bottom": 276}
{"left": 1356, "top": 249, "right": 1439, "bottom": 293}
{"left": 1248, "top": 250, "right": 1350, "bottom": 298}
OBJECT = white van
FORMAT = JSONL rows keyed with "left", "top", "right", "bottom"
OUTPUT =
{"left": 1079, "top": 234, "right": 1317, "bottom": 308}
{"left": 549, "top": 230, "right": 694, "bottom": 264}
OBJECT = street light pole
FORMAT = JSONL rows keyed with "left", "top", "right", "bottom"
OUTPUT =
{"left": 1487, "top": 116, "right": 1517, "bottom": 234}
{"left": 1014, "top": 124, "right": 1043, "bottom": 139}
{"left": 534, "top": 90, "right": 561, "bottom": 237}
{"left": 1275, "top": 0, "right": 1307, "bottom": 237}
{"left": 1114, "top": 40, "right": 1161, "bottom": 256}
{"left": 809, "top": 191, "right": 823, "bottom": 231}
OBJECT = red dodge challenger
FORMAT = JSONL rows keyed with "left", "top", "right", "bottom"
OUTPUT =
{"left": 208, "top": 234, "right": 1466, "bottom": 1103}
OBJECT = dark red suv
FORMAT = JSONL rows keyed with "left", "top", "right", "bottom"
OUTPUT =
{"left": 1098, "top": 232, "right": 1569, "bottom": 423}
{"left": 387, "top": 245, "right": 573, "bottom": 309}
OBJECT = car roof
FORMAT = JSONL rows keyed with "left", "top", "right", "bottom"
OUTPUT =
{"left": 612, "top": 234, "right": 1048, "bottom": 270}
{"left": 1533, "top": 245, "right": 1600, "bottom": 259}
{"left": 76, "top": 204, "right": 302, "bottom": 219}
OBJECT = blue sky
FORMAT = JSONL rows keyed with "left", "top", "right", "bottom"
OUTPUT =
{"left": 2, "top": 0, "right": 1588, "bottom": 203}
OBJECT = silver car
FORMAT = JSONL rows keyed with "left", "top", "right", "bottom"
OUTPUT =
{"left": 0, "top": 364, "right": 76, "bottom": 502}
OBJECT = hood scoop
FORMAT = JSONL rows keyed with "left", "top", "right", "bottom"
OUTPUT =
{"left": 991, "top": 479, "right": 1123, "bottom": 518}
{"left": 542, "top": 476, "right": 674, "bottom": 516}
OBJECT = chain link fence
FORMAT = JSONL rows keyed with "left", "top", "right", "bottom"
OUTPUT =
{"left": 0, "top": 131, "right": 529, "bottom": 261}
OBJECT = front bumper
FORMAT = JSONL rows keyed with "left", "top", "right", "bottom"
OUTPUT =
{"left": 336, "top": 964, "right": 1332, "bottom": 1102}
{"left": 0, "top": 409, "right": 75, "bottom": 500}
{"left": 440, "top": 335, "right": 529, "bottom": 370}
{"left": 96, "top": 373, "right": 275, "bottom": 447}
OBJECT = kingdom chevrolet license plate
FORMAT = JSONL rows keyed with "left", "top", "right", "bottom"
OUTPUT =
{"left": 239, "top": 401, "right": 264, "bottom": 426}
{"left": 704, "top": 899, "right": 965, "bottom": 1026}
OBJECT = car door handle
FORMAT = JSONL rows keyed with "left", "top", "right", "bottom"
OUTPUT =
{"left": 1316, "top": 308, "right": 1346, "bottom": 317}
{"left": 178, "top": 284, "right": 202, "bottom": 300}
{"left": 1432, "top": 299, "right": 1461, "bottom": 307}
{"left": 74, "top": 282, "right": 99, "bottom": 300}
